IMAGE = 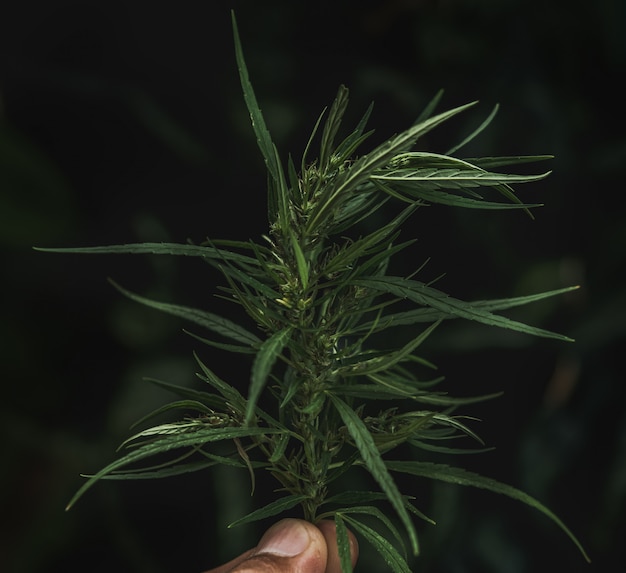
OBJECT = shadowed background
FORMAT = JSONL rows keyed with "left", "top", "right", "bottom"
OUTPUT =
{"left": 1, "top": 1, "right": 624, "bottom": 572}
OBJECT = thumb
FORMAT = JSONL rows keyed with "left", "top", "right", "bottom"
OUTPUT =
{"left": 222, "top": 519, "right": 328, "bottom": 573}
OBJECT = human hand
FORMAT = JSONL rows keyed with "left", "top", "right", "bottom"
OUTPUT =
{"left": 205, "top": 518, "right": 359, "bottom": 573}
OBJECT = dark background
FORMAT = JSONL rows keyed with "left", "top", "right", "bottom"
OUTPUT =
{"left": 1, "top": 1, "right": 624, "bottom": 572}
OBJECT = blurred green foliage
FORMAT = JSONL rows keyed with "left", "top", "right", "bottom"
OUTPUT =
{"left": 1, "top": 1, "right": 624, "bottom": 571}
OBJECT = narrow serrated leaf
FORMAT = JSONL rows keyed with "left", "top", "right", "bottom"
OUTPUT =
{"left": 354, "top": 276, "right": 574, "bottom": 341}
{"left": 217, "top": 259, "right": 281, "bottom": 300}
{"left": 101, "top": 460, "right": 225, "bottom": 480}
{"left": 341, "top": 515, "right": 412, "bottom": 573}
{"left": 380, "top": 185, "right": 542, "bottom": 211}
{"left": 336, "top": 505, "right": 407, "bottom": 556}
{"left": 386, "top": 461, "right": 590, "bottom": 562}
{"left": 356, "top": 286, "right": 579, "bottom": 332}
{"left": 193, "top": 353, "right": 246, "bottom": 409}
{"left": 414, "top": 89, "right": 444, "bottom": 124}
{"left": 323, "top": 490, "right": 398, "bottom": 506}
{"left": 446, "top": 103, "right": 499, "bottom": 155}
{"left": 228, "top": 494, "right": 308, "bottom": 528}
{"left": 320, "top": 85, "right": 350, "bottom": 172}
{"left": 328, "top": 394, "right": 419, "bottom": 555}
{"left": 334, "top": 514, "right": 354, "bottom": 573}
{"left": 465, "top": 155, "right": 554, "bottom": 169}
{"left": 183, "top": 329, "right": 257, "bottom": 354}
{"left": 372, "top": 168, "right": 550, "bottom": 186}
{"left": 129, "top": 399, "right": 213, "bottom": 430}
{"left": 342, "top": 321, "right": 440, "bottom": 377}
{"left": 109, "top": 280, "right": 261, "bottom": 346}
{"left": 231, "top": 11, "right": 280, "bottom": 185}
{"left": 323, "top": 204, "right": 418, "bottom": 277}
{"left": 290, "top": 232, "right": 309, "bottom": 289}
{"left": 145, "top": 376, "right": 228, "bottom": 410}
{"left": 268, "top": 431, "right": 291, "bottom": 463}
{"left": 66, "top": 426, "right": 277, "bottom": 510}
{"left": 34, "top": 242, "right": 259, "bottom": 266}
{"left": 306, "top": 101, "right": 477, "bottom": 233}
{"left": 246, "top": 327, "right": 293, "bottom": 424}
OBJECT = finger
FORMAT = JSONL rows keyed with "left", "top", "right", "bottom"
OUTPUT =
{"left": 209, "top": 518, "right": 328, "bottom": 573}
{"left": 316, "top": 520, "right": 359, "bottom": 573}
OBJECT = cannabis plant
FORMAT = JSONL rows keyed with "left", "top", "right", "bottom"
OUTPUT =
{"left": 38, "top": 14, "right": 589, "bottom": 572}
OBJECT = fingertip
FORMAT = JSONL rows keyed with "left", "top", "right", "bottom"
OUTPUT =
{"left": 251, "top": 519, "right": 328, "bottom": 572}
{"left": 256, "top": 519, "right": 315, "bottom": 557}
{"left": 206, "top": 519, "right": 358, "bottom": 573}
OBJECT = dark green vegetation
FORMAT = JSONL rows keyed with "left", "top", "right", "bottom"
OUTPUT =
{"left": 4, "top": 2, "right": 623, "bottom": 572}
{"left": 35, "top": 14, "right": 590, "bottom": 572}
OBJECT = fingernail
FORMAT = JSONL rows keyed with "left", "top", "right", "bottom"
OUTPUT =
{"left": 256, "top": 519, "right": 310, "bottom": 557}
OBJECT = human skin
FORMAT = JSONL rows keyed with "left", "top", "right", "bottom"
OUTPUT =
{"left": 205, "top": 518, "right": 359, "bottom": 573}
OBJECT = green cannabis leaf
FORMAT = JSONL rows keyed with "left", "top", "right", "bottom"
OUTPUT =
{"left": 36, "top": 11, "right": 590, "bottom": 571}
